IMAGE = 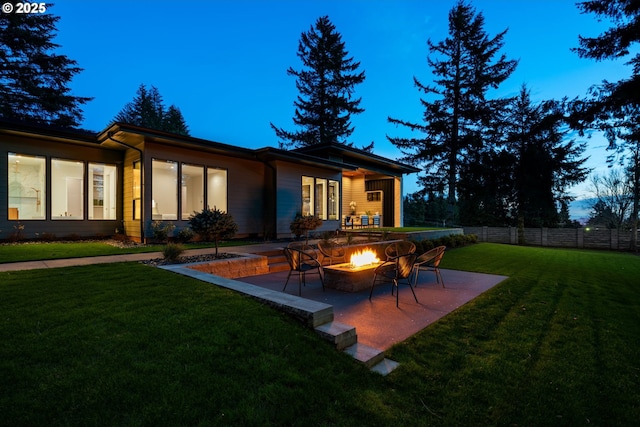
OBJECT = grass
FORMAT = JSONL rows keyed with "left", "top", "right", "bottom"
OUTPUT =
{"left": 0, "top": 240, "right": 251, "bottom": 263}
{"left": 1, "top": 243, "right": 639, "bottom": 425}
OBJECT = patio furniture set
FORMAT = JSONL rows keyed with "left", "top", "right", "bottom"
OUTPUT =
{"left": 282, "top": 240, "right": 447, "bottom": 307}
{"left": 343, "top": 214, "right": 381, "bottom": 228}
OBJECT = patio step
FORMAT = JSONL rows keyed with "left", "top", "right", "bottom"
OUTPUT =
{"left": 314, "top": 321, "right": 357, "bottom": 350}
{"left": 252, "top": 249, "right": 290, "bottom": 273}
{"left": 343, "top": 343, "right": 386, "bottom": 369}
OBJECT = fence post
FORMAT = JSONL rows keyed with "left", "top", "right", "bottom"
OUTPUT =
{"left": 509, "top": 227, "right": 517, "bottom": 245}
{"left": 577, "top": 228, "right": 584, "bottom": 249}
{"left": 611, "top": 229, "right": 618, "bottom": 250}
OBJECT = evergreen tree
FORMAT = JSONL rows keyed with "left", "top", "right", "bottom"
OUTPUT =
{"left": 457, "top": 147, "right": 514, "bottom": 226}
{"left": 505, "top": 86, "right": 588, "bottom": 229}
{"left": 112, "top": 84, "right": 189, "bottom": 135}
{"left": 0, "top": 2, "right": 91, "bottom": 127}
{"left": 571, "top": 0, "right": 640, "bottom": 248}
{"left": 387, "top": 1, "right": 517, "bottom": 223}
{"left": 271, "top": 15, "right": 365, "bottom": 148}
{"left": 163, "top": 105, "right": 189, "bottom": 135}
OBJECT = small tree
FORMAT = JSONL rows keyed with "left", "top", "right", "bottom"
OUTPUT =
{"left": 290, "top": 214, "right": 322, "bottom": 244}
{"left": 188, "top": 207, "right": 238, "bottom": 256}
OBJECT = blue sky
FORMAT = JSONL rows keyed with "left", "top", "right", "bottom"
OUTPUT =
{"left": 51, "top": 0, "right": 632, "bottom": 219}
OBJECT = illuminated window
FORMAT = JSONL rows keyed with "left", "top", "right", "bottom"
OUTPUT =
{"left": 7, "top": 153, "right": 45, "bottom": 220}
{"left": 302, "top": 176, "right": 314, "bottom": 216}
{"left": 328, "top": 180, "right": 339, "bottom": 220}
{"left": 182, "top": 164, "right": 204, "bottom": 219}
{"left": 152, "top": 159, "right": 178, "bottom": 220}
{"left": 89, "top": 163, "right": 117, "bottom": 220}
{"left": 302, "top": 176, "right": 339, "bottom": 220}
{"left": 52, "top": 158, "right": 84, "bottom": 219}
{"left": 133, "top": 161, "right": 141, "bottom": 220}
{"left": 315, "top": 178, "right": 327, "bottom": 219}
{"left": 207, "top": 167, "right": 227, "bottom": 212}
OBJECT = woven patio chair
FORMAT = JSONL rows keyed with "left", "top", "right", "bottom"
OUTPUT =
{"left": 369, "top": 253, "right": 419, "bottom": 307}
{"left": 317, "top": 240, "right": 346, "bottom": 265}
{"left": 282, "top": 246, "right": 324, "bottom": 296}
{"left": 412, "top": 245, "right": 446, "bottom": 287}
{"left": 384, "top": 241, "right": 416, "bottom": 260}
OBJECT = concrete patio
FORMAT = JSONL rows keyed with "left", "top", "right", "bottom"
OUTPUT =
{"left": 238, "top": 267, "right": 508, "bottom": 351}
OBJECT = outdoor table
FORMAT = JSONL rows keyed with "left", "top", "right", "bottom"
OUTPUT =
{"left": 324, "top": 261, "right": 382, "bottom": 292}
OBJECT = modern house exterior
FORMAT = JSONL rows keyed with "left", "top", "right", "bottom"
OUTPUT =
{"left": 1, "top": 119, "right": 419, "bottom": 242}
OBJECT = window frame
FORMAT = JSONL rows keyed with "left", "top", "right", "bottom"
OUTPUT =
{"left": 301, "top": 175, "right": 340, "bottom": 221}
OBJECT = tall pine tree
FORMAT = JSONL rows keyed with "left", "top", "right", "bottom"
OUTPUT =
{"left": 0, "top": 2, "right": 91, "bottom": 127}
{"left": 572, "top": 0, "right": 640, "bottom": 249}
{"left": 112, "top": 84, "right": 189, "bottom": 135}
{"left": 504, "top": 86, "right": 588, "bottom": 230}
{"left": 271, "top": 15, "right": 365, "bottom": 149}
{"left": 387, "top": 1, "right": 517, "bottom": 223}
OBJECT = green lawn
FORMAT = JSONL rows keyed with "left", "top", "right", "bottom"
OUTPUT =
{"left": 1, "top": 243, "right": 639, "bottom": 425}
{"left": 0, "top": 240, "right": 248, "bottom": 263}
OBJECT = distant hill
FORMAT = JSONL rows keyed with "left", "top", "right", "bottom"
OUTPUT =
{"left": 570, "top": 198, "right": 595, "bottom": 224}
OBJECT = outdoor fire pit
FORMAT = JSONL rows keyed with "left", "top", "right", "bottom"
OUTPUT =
{"left": 324, "top": 248, "right": 382, "bottom": 292}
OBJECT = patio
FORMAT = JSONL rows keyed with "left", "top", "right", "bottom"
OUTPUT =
{"left": 238, "top": 267, "right": 507, "bottom": 351}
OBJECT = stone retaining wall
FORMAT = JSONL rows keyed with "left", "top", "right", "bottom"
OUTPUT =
{"left": 187, "top": 253, "right": 270, "bottom": 278}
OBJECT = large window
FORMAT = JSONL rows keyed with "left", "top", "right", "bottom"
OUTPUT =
{"left": 315, "top": 178, "right": 327, "bottom": 219}
{"left": 302, "top": 176, "right": 339, "bottom": 220}
{"left": 182, "top": 164, "right": 204, "bottom": 219}
{"left": 89, "top": 163, "right": 117, "bottom": 220}
{"left": 7, "top": 153, "right": 45, "bottom": 220}
{"left": 52, "top": 158, "right": 84, "bottom": 220}
{"left": 302, "top": 176, "right": 314, "bottom": 216}
{"left": 152, "top": 159, "right": 178, "bottom": 220}
{"left": 328, "top": 180, "right": 339, "bottom": 220}
{"left": 133, "top": 161, "right": 141, "bottom": 220}
{"left": 207, "top": 167, "right": 227, "bottom": 212}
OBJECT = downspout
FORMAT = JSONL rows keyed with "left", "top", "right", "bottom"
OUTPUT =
{"left": 108, "top": 131, "right": 146, "bottom": 242}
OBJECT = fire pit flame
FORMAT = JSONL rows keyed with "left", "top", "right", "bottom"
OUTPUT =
{"left": 350, "top": 249, "right": 380, "bottom": 268}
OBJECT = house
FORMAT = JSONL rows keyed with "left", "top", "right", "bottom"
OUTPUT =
{"left": 1, "top": 119, "right": 419, "bottom": 242}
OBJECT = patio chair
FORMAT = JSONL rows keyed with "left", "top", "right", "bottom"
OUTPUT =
{"left": 372, "top": 215, "right": 380, "bottom": 227}
{"left": 283, "top": 246, "right": 325, "bottom": 296}
{"left": 287, "top": 241, "right": 317, "bottom": 256}
{"left": 344, "top": 216, "right": 354, "bottom": 229}
{"left": 369, "top": 253, "right": 419, "bottom": 307}
{"left": 317, "top": 240, "right": 346, "bottom": 265}
{"left": 412, "top": 245, "right": 446, "bottom": 287}
{"left": 385, "top": 241, "right": 416, "bottom": 260}
{"left": 360, "top": 215, "right": 369, "bottom": 227}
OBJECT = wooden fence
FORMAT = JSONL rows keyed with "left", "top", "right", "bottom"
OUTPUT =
{"left": 463, "top": 226, "right": 637, "bottom": 251}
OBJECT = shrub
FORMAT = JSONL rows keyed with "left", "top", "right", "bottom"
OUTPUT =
{"left": 151, "top": 220, "right": 175, "bottom": 243}
{"left": 9, "top": 222, "right": 25, "bottom": 242}
{"left": 290, "top": 214, "right": 322, "bottom": 244}
{"left": 188, "top": 207, "right": 238, "bottom": 256}
{"left": 39, "top": 232, "right": 57, "bottom": 242}
{"left": 162, "top": 243, "right": 184, "bottom": 263}
{"left": 174, "top": 227, "right": 195, "bottom": 243}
